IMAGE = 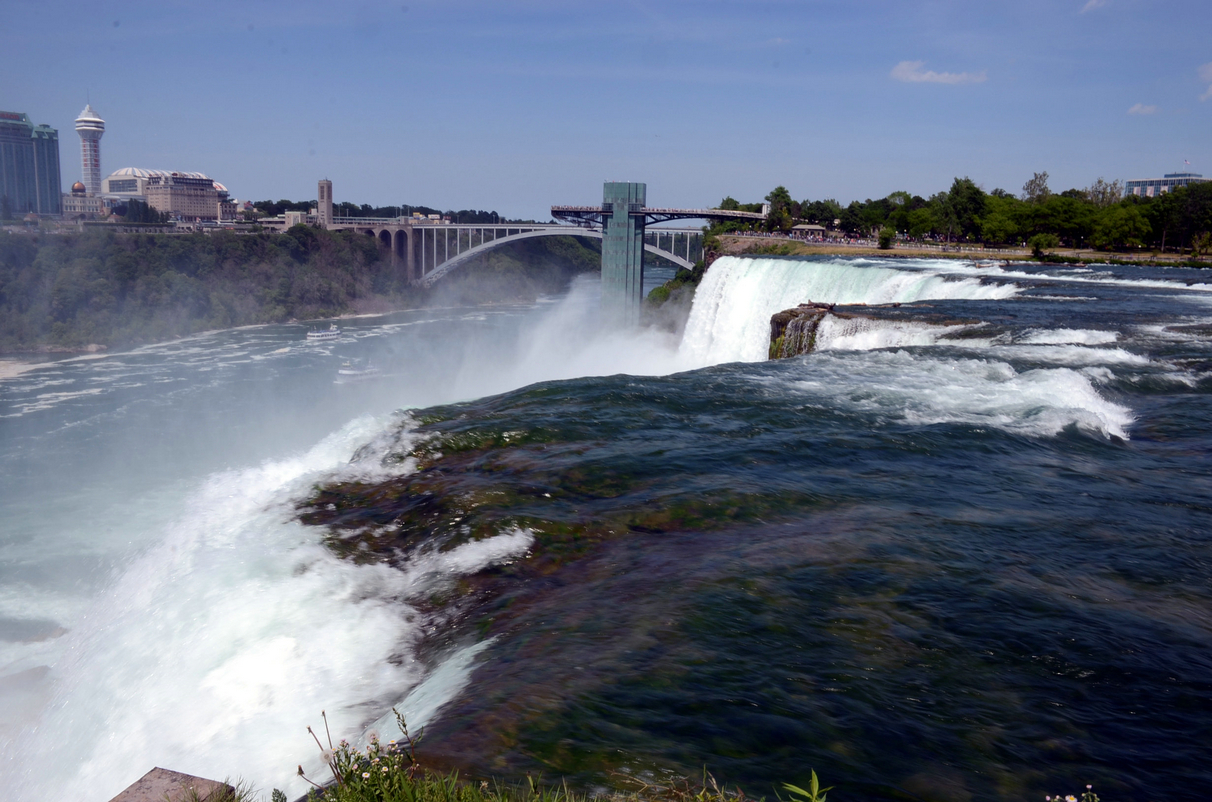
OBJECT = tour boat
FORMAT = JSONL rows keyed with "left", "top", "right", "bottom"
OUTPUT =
{"left": 306, "top": 323, "right": 342, "bottom": 341}
{"left": 336, "top": 359, "right": 381, "bottom": 382}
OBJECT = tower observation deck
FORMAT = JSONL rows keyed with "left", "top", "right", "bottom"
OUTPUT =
{"left": 74, "top": 104, "right": 105, "bottom": 196}
{"left": 552, "top": 186, "right": 766, "bottom": 325}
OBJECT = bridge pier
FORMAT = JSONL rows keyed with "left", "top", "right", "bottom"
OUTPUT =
{"left": 602, "top": 182, "right": 647, "bottom": 327}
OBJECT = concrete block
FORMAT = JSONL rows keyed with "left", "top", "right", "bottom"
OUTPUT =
{"left": 108, "top": 767, "right": 233, "bottom": 802}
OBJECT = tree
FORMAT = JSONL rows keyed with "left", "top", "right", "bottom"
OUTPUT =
{"left": 929, "top": 191, "right": 958, "bottom": 243}
{"left": 1090, "top": 205, "right": 1149, "bottom": 250}
{"left": 765, "top": 186, "right": 794, "bottom": 232}
{"left": 878, "top": 226, "right": 896, "bottom": 249}
{"left": 838, "top": 201, "right": 865, "bottom": 235}
{"left": 1029, "top": 233, "right": 1059, "bottom": 257}
{"left": 906, "top": 207, "right": 935, "bottom": 239}
{"left": 717, "top": 196, "right": 741, "bottom": 211}
{"left": 1022, "top": 171, "right": 1051, "bottom": 204}
{"left": 1084, "top": 177, "right": 1123, "bottom": 208}
{"left": 980, "top": 195, "right": 1020, "bottom": 245}
{"left": 946, "top": 177, "right": 987, "bottom": 241}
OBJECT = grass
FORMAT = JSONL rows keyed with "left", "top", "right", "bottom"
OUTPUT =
{"left": 282, "top": 710, "right": 766, "bottom": 802}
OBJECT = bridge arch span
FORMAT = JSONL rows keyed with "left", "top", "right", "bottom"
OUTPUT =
{"left": 418, "top": 228, "right": 693, "bottom": 287}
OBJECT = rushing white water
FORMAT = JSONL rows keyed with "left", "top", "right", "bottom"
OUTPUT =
{"left": 0, "top": 415, "right": 536, "bottom": 802}
{"left": 763, "top": 350, "right": 1134, "bottom": 440}
{"left": 680, "top": 256, "right": 1019, "bottom": 365}
{"left": 1, "top": 256, "right": 1184, "bottom": 801}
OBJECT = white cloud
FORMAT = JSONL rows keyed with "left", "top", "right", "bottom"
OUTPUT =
{"left": 1200, "top": 62, "right": 1212, "bottom": 101}
{"left": 1081, "top": 0, "right": 1108, "bottom": 12}
{"left": 890, "top": 61, "right": 987, "bottom": 85}
{"left": 1128, "top": 103, "right": 1157, "bottom": 115}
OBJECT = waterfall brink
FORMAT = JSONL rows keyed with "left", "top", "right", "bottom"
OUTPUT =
{"left": 679, "top": 256, "right": 1018, "bottom": 366}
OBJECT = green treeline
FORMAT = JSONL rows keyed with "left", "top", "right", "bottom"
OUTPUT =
{"left": 721, "top": 173, "right": 1212, "bottom": 254}
{"left": 0, "top": 226, "right": 397, "bottom": 350}
{"left": 252, "top": 198, "right": 519, "bottom": 224}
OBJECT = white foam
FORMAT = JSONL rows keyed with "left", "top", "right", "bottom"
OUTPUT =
{"left": 772, "top": 350, "right": 1133, "bottom": 440}
{"left": 681, "top": 257, "right": 1019, "bottom": 365}
{"left": 0, "top": 417, "right": 526, "bottom": 802}
{"left": 815, "top": 316, "right": 973, "bottom": 352}
{"left": 1019, "top": 328, "right": 1119, "bottom": 345}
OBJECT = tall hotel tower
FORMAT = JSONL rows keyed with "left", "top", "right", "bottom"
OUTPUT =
{"left": 74, "top": 104, "right": 105, "bottom": 195}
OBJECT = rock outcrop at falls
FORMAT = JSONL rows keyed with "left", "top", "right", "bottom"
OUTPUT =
{"left": 769, "top": 302, "right": 985, "bottom": 359}
{"left": 769, "top": 303, "right": 832, "bottom": 359}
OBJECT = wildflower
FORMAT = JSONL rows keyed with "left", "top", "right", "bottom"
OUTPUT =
{"left": 362, "top": 772, "right": 371, "bottom": 779}
{"left": 367, "top": 729, "right": 380, "bottom": 743}
{"left": 1067, "top": 797, "right": 1077, "bottom": 802}
{"left": 372, "top": 758, "right": 380, "bottom": 764}
{"left": 382, "top": 767, "right": 389, "bottom": 773}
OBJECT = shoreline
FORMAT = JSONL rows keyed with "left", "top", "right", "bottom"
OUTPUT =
{"left": 716, "top": 234, "right": 1208, "bottom": 266}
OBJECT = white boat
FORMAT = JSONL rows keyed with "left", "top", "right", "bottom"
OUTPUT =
{"left": 336, "top": 359, "right": 381, "bottom": 382}
{"left": 306, "top": 323, "right": 342, "bottom": 341}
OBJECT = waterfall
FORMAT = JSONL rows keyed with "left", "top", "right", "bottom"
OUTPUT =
{"left": 679, "top": 256, "right": 1018, "bottom": 366}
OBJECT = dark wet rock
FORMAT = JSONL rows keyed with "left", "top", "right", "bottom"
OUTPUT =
{"left": 768, "top": 302, "right": 985, "bottom": 359}
{"left": 769, "top": 303, "right": 832, "bottom": 359}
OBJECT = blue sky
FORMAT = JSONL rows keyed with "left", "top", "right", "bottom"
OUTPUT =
{"left": 4, "top": 0, "right": 1210, "bottom": 219}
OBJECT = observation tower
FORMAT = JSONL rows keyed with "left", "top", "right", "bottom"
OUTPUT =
{"left": 74, "top": 104, "right": 105, "bottom": 195}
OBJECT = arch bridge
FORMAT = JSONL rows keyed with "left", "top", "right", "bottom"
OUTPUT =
{"left": 326, "top": 218, "right": 706, "bottom": 287}
{"left": 321, "top": 182, "right": 767, "bottom": 324}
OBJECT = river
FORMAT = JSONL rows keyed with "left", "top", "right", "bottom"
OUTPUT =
{"left": 1, "top": 256, "right": 1210, "bottom": 802}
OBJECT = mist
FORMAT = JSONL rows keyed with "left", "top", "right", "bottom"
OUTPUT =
{"left": 0, "top": 269, "right": 696, "bottom": 802}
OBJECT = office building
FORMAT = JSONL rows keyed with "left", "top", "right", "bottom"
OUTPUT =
{"left": 0, "top": 110, "right": 62, "bottom": 216}
{"left": 1124, "top": 172, "right": 1207, "bottom": 198}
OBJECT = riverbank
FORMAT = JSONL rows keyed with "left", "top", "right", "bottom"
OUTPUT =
{"left": 716, "top": 233, "right": 1208, "bottom": 266}
{"left": 0, "top": 229, "right": 599, "bottom": 354}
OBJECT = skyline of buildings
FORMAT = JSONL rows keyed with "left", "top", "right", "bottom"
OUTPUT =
{"left": 1, "top": 98, "right": 1208, "bottom": 224}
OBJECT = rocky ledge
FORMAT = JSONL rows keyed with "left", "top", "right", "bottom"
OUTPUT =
{"left": 769, "top": 302, "right": 984, "bottom": 359}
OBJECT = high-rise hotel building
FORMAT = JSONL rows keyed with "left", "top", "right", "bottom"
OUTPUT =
{"left": 0, "top": 110, "right": 62, "bottom": 216}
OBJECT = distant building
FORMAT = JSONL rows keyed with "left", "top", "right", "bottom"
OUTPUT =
{"left": 101, "top": 167, "right": 155, "bottom": 200}
{"left": 75, "top": 104, "right": 105, "bottom": 196}
{"left": 1124, "top": 172, "right": 1207, "bottom": 198}
{"left": 100, "top": 168, "right": 230, "bottom": 221}
{"left": 61, "top": 181, "right": 106, "bottom": 219}
{"left": 318, "top": 179, "right": 333, "bottom": 228}
{"left": 0, "top": 110, "right": 62, "bottom": 216}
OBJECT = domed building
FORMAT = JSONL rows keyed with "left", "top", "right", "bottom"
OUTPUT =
{"left": 61, "top": 178, "right": 106, "bottom": 220}
{"left": 101, "top": 167, "right": 231, "bottom": 221}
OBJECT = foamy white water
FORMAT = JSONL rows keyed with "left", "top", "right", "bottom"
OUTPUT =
{"left": 681, "top": 256, "right": 1019, "bottom": 365}
{"left": 5, "top": 255, "right": 1189, "bottom": 801}
{"left": 766, "top": 350, "right": 1134, "bottom": 440}
{"left": 0, "top": 414, "right": 538, "bottom": 802}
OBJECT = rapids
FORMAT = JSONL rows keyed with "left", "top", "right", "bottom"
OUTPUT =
{"left": 2, "top": 256, "right": 1211, "bottom": 802}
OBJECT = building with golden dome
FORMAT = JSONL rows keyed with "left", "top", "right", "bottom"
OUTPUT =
{"left": 61, "top": 179, "right": 106, "bottom": 219}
